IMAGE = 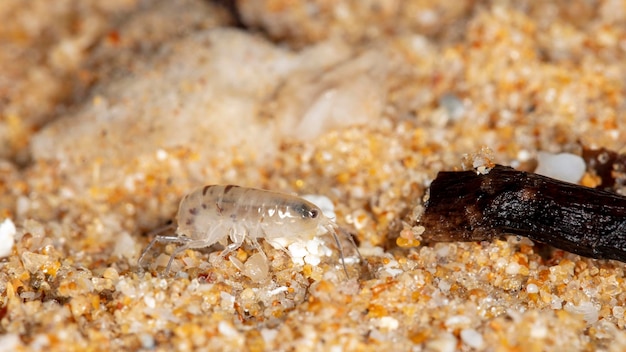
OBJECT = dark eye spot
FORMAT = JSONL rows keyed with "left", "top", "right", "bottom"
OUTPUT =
{"left": 293, "top": 203, "right": 313, "bottom": 218}
{"left": 309, "top": 209, "right": 319, "bottom": 219}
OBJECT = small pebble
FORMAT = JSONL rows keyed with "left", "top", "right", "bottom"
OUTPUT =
{"left": 379, "top": 316, "right": 399, "bottom": 330}
{"left": 21, "top": 251, "right": 50, "bottom": 274}
{"left": 218, "top": 321, "right": 239, "bottom": 338}
{"left": 0, "top": 218, "right": 16, "bottom": 258}
{"left": 535, "top": 152, "right": 586, "bottom": 184}
{"left": 505, "top": 262, "right": 521, "bottom": 275}
{"left": 613, "top": 306, "right": 625, "bottom": 319}
{"left": 460, "top": 329, "right": 485, "bottom": 349}
{"left": 426, "top": 333, "right": 457, "bottom": 352}
{"left": 0, "top": 333, "right": 21, "bottom": 351}
{"left": 439, "top": 93, "right": 465, "bottom": 120}
{"left": 139, "top": 333, "right": 155, "bottom": 349}
{"left": 260, "top": 328, "right": 278, "bottom": 344}
{"left": 526, "top": 283, "right": 539, "bottom": 294}
{"left": 102, "top": 267, "right": 119, "bottom": 281}
{"left": 144, "top": 295, "right": 156, "bottom": 309}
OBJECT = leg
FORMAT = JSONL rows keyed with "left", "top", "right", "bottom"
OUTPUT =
{"left": 220, "top": 225, "right": 247, "bottom": 259}
{"left": 163, "top": 238, "right": 195, "bottom": 274}
{"left": 138, "top": 233, "right": 185, "bottom": 269}
{"left": 164, "top": 236, "right": 224, "bottom": 274}
{"left": 137, "top": 223, "right": 176, "bottom": 267}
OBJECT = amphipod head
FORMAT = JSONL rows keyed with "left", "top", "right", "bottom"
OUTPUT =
{"left": 281, "top": 200, "right": 328, "bottom": 238}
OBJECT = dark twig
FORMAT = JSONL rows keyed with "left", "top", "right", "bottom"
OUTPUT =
{"left": 420, "top": 165, "right": 626, "bottom": 262}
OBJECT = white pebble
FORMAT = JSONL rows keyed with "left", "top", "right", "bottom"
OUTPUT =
{"left": 139, "top": 334, "right": 155, "bottom": 349}
{"left": 367, "top": 328, "right": 388, "bottom": 342}
{"left": 286, "top": 242, "right": 308, "bottom": 265}
{"left": 425, "top": 332, "right": 457, "bottom": 352}
{"left": 439, "top": 93, "right": 465, "bottom": 120}
{"left": 526, "top": 283, "right": 539, "bottom": 294}
{"left": 218, "top": 321, "right": 239, "bottom": 338}
{"left": 460, "top": 329, "right": 484, "bottom": 349}
{"left": 438, "top": 280, "right": 451, "bottom": 293}
{"left": 381, "top": 259, "right": 403, "bottom": 277}
{"left": 551, "top": 295, "right": 563, "bottom": 310}
{"left": 30, "top": 334, "right": 50, "bottom": 350}
{"left": 16, "top": 196, "right": 29, "bottom": 218}
{"left": 0, "top": 218, "right": 16, "bottom": 258}
{"left": 305, "top": 237, "right": 326, "bottom": 255}
{"left": 303, "top": 253, "right": 322, "bottom": 266}
{"left": 155, "top": 149, "right": 168, "bottom": 161}
{"left": 613, "top": 306, "right": 625, "bottom": 319}
{"left": 115, "top": 277, "right": 137, "bottom": 298}
{"left": 530, "top": 321, "right": 548, "bottom": 339}
{"left": 20, "top": 291, "right": 37, "bottom": 300}
{"left": 517, "top": 149, "right": 532, "bottom": 162}
{"left": 0, "top": 333, "right": 21, "bottom": 351}
{"left": 112, "top": 231, "right": 137, "bottom": 260}
{"left": 378, "top": 316, "right": 399, "bottom": 330}
{"left": 445, "top": 315, "right": 471, "bottom": 328}
{"left": 143, "top": 295, "right": 156, "bottom": 309}
{"left": 505, "top": 262, "right": 521, "bottom": 275}
{"left": 268, "top": 286, "right": 288, "bottom": 296}
{"left": 260, "top": 328, "right": 278, "bottom": 344}
{"left": 283, "top": 237, "right": 333, "bottom": 267}
{"left": 535, "top": 152, "right": 586, "bottom": 184}
{"left": 220, "top": 292, "right": 235, "bottom": 305}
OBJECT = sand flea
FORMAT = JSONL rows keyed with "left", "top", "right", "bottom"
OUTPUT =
{"left": 138, "top": 185, "right": 359, "bottom": 276}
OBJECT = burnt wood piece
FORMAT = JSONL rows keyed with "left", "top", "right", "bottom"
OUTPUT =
{"left": 420, "top": 164, "right": 626, "bottom": 262}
